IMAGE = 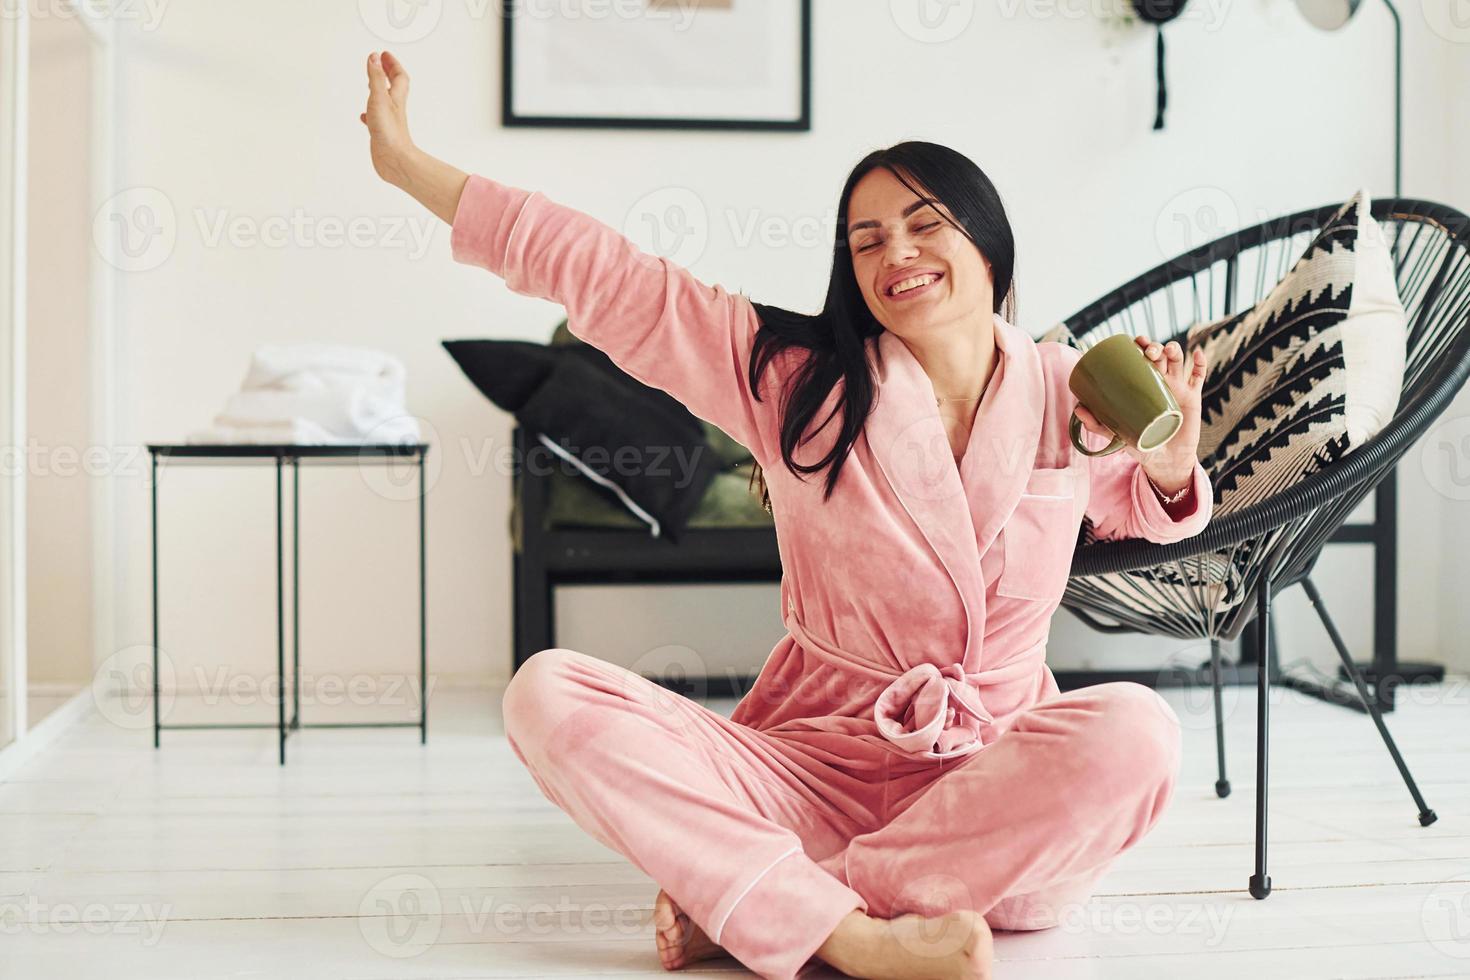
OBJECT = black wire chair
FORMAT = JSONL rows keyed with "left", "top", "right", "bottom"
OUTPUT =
{"left": 1057, "top": 197, "right": 1470, "bottom": 900}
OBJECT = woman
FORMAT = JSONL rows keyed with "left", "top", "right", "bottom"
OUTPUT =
{"left": 361, "top": 50, "right": 1211, "bottom": 980}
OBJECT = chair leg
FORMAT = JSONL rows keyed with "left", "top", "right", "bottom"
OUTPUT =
{"left": 1268, "top": 614, "right": 1282, "bottom": 673}
{"left": 1210, "top": 638, "right": 1230, "bottom": 798}
{"left": 1300, "top": 576, "right": 1438, "bottom": 828}
{"left": 1249, "top": 573, "right": 1272, "bottom": 900}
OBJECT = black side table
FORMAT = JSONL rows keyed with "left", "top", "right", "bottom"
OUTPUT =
{"left": 147, "top": 443, "right": 429, "bottom": 764}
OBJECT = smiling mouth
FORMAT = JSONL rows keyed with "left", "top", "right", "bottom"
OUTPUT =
{"left": 886, "top": 272, "right": 944, "bottom": 299}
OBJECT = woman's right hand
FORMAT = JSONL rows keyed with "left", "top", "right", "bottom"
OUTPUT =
{"left": 361, "top": 50, "right": 415, "bottom": 187}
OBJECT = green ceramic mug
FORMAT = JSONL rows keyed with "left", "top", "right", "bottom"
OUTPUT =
{"left": 1067, "top": 334, "right": 1184, "bottom": 457}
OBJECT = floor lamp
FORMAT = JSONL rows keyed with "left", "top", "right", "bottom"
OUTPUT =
{"left": 1294, "top": 0, "right": 1400, "bottom": 197}
{"left": 1283, "top": 0, "right": 1445, "bottom": 711}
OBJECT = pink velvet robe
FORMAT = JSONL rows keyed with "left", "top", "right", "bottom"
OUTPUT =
{"left": 457, "top": 173, "right": 1215, "bottom": 978}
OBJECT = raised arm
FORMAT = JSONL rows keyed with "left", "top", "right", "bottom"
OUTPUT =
{"left": 1059, "top": 338, "right": 1214, "bottom": 544}
{"left": 361, "top": 50, "right": 777, "bottom": 464}
{"left": 1081, "top": 437, "right": 1214, "bottom": 543}
{"left": 360, "top": 52, "right": 469, "bottom": 224}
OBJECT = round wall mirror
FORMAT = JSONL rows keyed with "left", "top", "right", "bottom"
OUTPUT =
{"left": 1294, "top": 0, "right": 1363, "bottom": 30}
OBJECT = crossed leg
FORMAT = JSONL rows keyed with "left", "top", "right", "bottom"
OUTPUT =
{"left": 839, "top": 681, "right": 1184, "bottom": 930}
{"left": 502, "top": 651, "right": 1181, "bottom": 978}
{"left": 500, "top": 647, "right": 871, "bottom": 979}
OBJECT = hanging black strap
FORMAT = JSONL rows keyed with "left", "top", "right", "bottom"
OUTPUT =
{"left": 1152, "top": 25, "right": 1167, "bottom": 131}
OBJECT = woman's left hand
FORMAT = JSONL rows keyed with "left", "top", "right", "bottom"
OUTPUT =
{"left": 1073, "top": 336, "right": 1206, "bottom": 492}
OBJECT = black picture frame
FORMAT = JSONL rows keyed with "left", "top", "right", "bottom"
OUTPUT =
{"left": 501, "top": 0, "right": 812, "bottom": 132}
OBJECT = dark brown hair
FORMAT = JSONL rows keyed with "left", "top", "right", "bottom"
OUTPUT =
{"left": 742, "top": 141, "right": 1018, "bottom": 512}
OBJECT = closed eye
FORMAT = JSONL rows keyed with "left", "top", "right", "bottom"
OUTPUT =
{"left": 855, "top": 222, "right": 943, "bottom": 253}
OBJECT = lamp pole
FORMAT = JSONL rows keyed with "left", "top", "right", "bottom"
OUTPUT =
{"left": 1274, "top": 0, "right": 1441, "bottom": 712}
{"left": 1386, "top": 0, "right": 1401, "bottom": 197}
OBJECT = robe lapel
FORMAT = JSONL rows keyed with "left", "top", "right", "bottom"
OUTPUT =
{"left": 863, "top": 313, "right": 1045, "bottom": 669}
{"left": 961, "top": 315, "right": 1046, "bottom": 559}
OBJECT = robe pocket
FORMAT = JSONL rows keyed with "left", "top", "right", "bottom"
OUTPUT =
{"left": 996, "top": 468, "right": 1080, "bottom": 602}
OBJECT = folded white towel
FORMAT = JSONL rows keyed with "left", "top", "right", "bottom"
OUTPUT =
{"left": 218, "top": 385, "right": 407, "bottom": 438}
{"left": 240, "top": 343, "right": 407, "bottom": 394}
{"left": 188, "top": 343, "right": 421, "bottom": 446}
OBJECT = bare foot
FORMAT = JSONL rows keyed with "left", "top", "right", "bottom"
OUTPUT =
{"left": 816, "top": 907, "right": 993, "bottom": 980}
{"left": 653, "top": 888, "right": 727, "bottom": 970}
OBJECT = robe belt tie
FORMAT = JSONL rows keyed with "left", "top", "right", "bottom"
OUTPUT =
{"left": 872, "top": 661, "right": 991, "bottom": 759}
{"left": 781, "top": 598, "right": 1029, "bottom": 762}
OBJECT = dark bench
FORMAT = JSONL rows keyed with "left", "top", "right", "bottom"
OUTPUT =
{"left": 510, "top": 422, "right": 782, "bottom": 698}
{"left": 508, "top": 422, "right": 1206, "bottom": 699}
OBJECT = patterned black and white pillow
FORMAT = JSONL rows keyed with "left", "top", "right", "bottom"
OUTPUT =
{"left": 1186, "top": 188, "right": 1406, "bottom": 515}
{"left": 1051, "top": 188, "right": 1407, "bottom": 617}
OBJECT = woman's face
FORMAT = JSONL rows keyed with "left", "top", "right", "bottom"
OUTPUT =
{"left": 845, "top": 167, "right": 993, "bottom": 337}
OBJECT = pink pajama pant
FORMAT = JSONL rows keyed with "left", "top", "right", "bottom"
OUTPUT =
{"left": 500, "top": 648, "right": 1182, "bottom": 979}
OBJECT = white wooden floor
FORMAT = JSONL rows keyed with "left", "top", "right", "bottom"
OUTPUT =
{"left": 5, "top": 679, "right": 1470, "bottom": 979}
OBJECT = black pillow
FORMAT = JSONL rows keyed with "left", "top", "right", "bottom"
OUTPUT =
{"left": 442, "top": 338, "right": 722, "bottom": 542}
{"left": 551, "top": 317, "right": 755, "bottom": 470}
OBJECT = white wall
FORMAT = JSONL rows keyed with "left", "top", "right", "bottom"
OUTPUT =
{"left": 27, "top": 12, "right": 94, "bottom": 694}
{"left": 1429, "top": 7, "right": 1470, "bottom": 686}
{"left": 0, "top": 8, "right": 26, "bottom": 746}
{"left": 104, "top": 0, "right": 1469, "bottom": 698}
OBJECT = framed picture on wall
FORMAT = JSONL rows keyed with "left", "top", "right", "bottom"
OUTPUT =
{"left": 501, "top": 0, "right": 812, "bottom": 132}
